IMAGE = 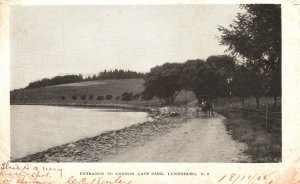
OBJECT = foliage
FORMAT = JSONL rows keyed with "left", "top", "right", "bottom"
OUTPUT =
{"left": 10, "top": 94, "right": 16, "bottom": 102}
{"left": 121, "top": 92, "right": 133, "bottom": 101}
{"left": 218, "top": 4, "right": 281, "bottom": 106}
{"left": 26, "top": 75, "right": 84, "bottom": 89}
{"left": 202, "top": 55, "right": 235, "bottom": 98}
{"left": 23, "top": 69, "right": 145, "bottom": 90}
{"left": 106, "top": 94, "right": 113, "bottom": 100}
{"left": 142, "top": 56, "right": 235, "bottom": 104}
{"left": 88, "top": 94, "right": 93, "bottom": 100}
{"left": 88, "top": 69, "right": 145, "bottom": 80}
{"left": 133, "top": 93, "right": 140, "bottom": 100}
{"left": 230, "top": 65, "right": 266, "bottom": 107}
{"left": 231, "top": 65, "right": 252, "bottom": 99}
{"left": 97, "top": 96, "right": 104, "bottom": 101}
{"left": 61, "top": 96, "right": 66, "bottom": 100}
{"left": 181, "top": 59, "right": 204, "bottom": 91}
{"left": 72, "top": 95, "right": 77, "bottom": 100}
{"left": 142, "top": 63, "right": 183, "bottom": 105}
{"left": 182, "top": 56, "right": 235, "bottom": 101}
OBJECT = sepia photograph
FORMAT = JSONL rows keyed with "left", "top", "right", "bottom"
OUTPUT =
{"left": 9, "top": 4, "right": 282, "bottom": 163}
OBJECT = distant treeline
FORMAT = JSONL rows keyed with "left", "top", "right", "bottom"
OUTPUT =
{"left": 26, "top": 75, "right": 84, "bottom": 89}
{"left": 23, "top": 69, "right": 145, "bottom": 89}
{"left": 87, "top": 69, "right": 145, "bottom": 80}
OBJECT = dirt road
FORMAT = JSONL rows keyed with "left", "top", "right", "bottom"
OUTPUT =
{"left": 104, "top": 109, "right": 251, "bottom": 162}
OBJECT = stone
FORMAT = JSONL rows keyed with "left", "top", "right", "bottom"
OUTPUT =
{"left": 67, "top": 143, "right": 76, "bottom": 148}
{"left": 169, "top": 111, "right": 180, "bottom": 117}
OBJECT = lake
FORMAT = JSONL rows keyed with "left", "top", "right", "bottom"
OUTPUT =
{"left": 11, "top": 105, "right": 150, "bottom": 159}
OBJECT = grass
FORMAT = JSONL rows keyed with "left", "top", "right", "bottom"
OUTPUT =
{"left": 10, "top": 79, "right": 197, "bottom": 107}
{"left": 215, "top": 98, "right": 282, "bottom": 162}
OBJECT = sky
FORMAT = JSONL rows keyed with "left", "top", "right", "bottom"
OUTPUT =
{"left": 10, "top": 5, "right": 241, "bottom": 90}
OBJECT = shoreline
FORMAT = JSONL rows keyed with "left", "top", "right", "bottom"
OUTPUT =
{"left": 10, "top": 102, "right": 155, "bottom": 112}
{"left": 13, "top": 106, "right": 188, "bottom": 162}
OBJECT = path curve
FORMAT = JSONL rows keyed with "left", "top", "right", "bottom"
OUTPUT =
{"left": 104, "top": 109, "right": 251, "bottom": 162}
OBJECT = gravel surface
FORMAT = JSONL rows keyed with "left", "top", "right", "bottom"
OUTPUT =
{"left": 105, "top": 111, "right": 251, "bottom": 162}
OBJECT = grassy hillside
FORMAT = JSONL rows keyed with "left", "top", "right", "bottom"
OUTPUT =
{"left": 10, "top": 79, "right": 196, "bottom": 106}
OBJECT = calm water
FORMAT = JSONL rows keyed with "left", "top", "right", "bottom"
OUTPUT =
{"left": 11, "top": 105, "right": 150, "bottom": 159}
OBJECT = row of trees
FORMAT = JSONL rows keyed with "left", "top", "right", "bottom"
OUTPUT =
{"left": 141, "top": 56, "right": 236, "bottom": 105}
{"left": 62, "top": 94, "right": 113, "bottom": 101}
{"left": 142, "top": 54, "right": 279, "bottom": 108}
{"left": 88, "top": 69, "right": 145, "bottom": 80}
{"left": 142, "top": 4, "right": 281, "bottom": 108}
{"left": 26, "top": 75, "right": 84, "bottom": 89}
{"left": 68, "top": 93, "right": 141, "bottom": 101}
{"left": 61, "top": 92, "right": 141, "bottom": 101}
{"left": 24, "top": 69, "right": 145, "bottom": 89}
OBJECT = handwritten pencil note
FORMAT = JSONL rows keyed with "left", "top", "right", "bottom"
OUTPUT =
{"left": 1, "top": 160, "right": 293, "bottom": 184}
{"left": 0, "top": 161, "right": 134, "bottom": 184}
{"left": 0, "top": 161, "right": 62, "bottom": 184}
{"left": 217, "top": 171, "right": 279, "bottom": 184}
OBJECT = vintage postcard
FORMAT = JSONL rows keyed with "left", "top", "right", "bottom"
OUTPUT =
{"left": 0, "top": 0, "right": 300, "bottom": 183}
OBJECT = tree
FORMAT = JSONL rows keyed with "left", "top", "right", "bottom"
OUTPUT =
{"left": 96, "top": 69, "right": 145, "bottom": 80}
{"left": 206, "top": 55, "right": 236, "bottom": 97}
{"left": 106, "top": 94, "right": 113, "bottom": 100}
{"left": 121, "top": 92, "right": 133, "bottom": 101}
{"left": 133, "top": 93, "right": 140, "bottom": 100}
{"left": 142, "top": 63, "right": 183, "bottom": 105}
{"left": 218, "top": 4, "right": 281, "bottom": 107}
{"left": 188, "top": 56, "right": 235, "bottom": 101}
{"left": 231, "top": 65, "right": 254, "bottom": 106}
{"left": 181, "top": 59, "right": 204, "bottom": 91}
{"left": 206, "top": 55, "right": 235, "bottom": 77}
{"left": 97, "top": 96, "right": 104, "bottom": 101}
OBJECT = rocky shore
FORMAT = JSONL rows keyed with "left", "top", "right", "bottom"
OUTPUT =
{"left": 14, "top": 107, "right": 189, "bottom": 162}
